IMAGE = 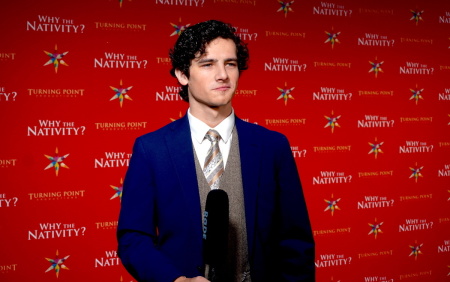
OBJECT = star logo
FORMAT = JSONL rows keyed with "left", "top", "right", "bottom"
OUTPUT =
{"left": 368, "top": 218, "right": 383, "bottom": 239}
{"left": 43, "top": 44, "right": 69, "bottom": 73}
{"left": 110, "top": 178, "right": 123, "bottom": 200}
{"left": 277, "top": 1, "right": 294, "bottom": 18}
{"left": 369, "top": 57, "right": 384, "bottom": 78}
{"left": 409, "top": 242, "right": 423, "bottom": 260}
{"left": 276, "top": 83, "right": 295, "bottom": 105}
{"left": 325, "top": 28, "right": 341, "bottom": 49}
{"left": 409, "top": 162, "right": 424, "bottom": 183}
{"left": 324, "top": 110, "right": 341, "bottom": 133}
{"left": 44, "top": 147, "right": 69, "bottom": 176}
{"left": 170, "top": 111, "right": 183, "bottom": 122}
{"left": 368, "top": 138, "right": 384, "bottom": 159}
{"left": 45, "top": 250, "right": 70, "bottom": 278}
{"left": 170, "top": 18, "right": 190, "bottom": 36}
{"left": 410, "top": 9, "right": 424, "bottom": 26}
{"left": 409, "top": 85, "right": 424, "bottom": 105}
{"left": 324, "top": 194, "right": 341, "bottom": 216}
{"left": 110, "top": 79, "right": 133, "bottom": 108}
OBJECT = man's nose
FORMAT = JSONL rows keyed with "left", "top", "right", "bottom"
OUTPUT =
{"left": 215, "top": 64, "right": 229, "bottom": 81}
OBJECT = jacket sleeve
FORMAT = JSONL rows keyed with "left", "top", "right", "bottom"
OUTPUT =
{"left": 275, "top": 134, "right": 315, "bottom": 281}
{"left": 117, "top": 137, "right": 183, "bottom": 282}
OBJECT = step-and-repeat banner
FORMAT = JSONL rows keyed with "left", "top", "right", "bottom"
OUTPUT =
{"left": 1, "top": 0, "right": 449, "bottom": 281}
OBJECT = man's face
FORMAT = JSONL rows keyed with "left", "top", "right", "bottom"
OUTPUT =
{"left": 176, "top": 37, "right": 239, "bottom": 111}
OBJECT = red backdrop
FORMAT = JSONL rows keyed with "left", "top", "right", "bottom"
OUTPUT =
{"left": 1, "top": 0, "right": 449, "bottom": 281}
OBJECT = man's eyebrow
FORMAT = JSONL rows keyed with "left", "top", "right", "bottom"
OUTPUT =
{"left": 225, "top": 58, "right": 238, "bottom": 62}
{"left": 196, "top": 57, "right": 238, "bottom": 64}
{"left": 196, "top": 58, "right": 216, "bottom": 64}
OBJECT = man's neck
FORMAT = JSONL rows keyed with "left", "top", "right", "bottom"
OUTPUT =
{"left": 189, "top": 105, "right": 232, "bottom": 128}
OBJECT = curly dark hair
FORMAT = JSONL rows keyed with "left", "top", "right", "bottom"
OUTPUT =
{"left": 169, "top": 20, "right": 249, "bottom": 102}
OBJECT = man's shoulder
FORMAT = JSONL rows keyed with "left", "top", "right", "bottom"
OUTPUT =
{"left": 136, "top": 118, "right": 186, "bottom": 143}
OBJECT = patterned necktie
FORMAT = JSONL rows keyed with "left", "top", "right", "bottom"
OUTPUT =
{"left": 203, "top": 129, "right": 224, "bottom": 189}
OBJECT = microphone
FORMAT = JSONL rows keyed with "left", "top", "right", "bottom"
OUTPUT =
{"left": 202, "top": 189, "right": 229, "bottom": 282}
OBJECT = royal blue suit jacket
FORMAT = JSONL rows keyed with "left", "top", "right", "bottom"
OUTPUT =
{"left": 117, "top": 115, "right": 315, "bottom": 282}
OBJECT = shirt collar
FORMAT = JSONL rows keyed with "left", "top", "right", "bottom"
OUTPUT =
{"left": 188, "top": 108, "right": 235, "bottom": 144}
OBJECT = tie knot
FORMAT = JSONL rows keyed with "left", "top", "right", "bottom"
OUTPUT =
{"left": 205, "top": 129, "right": 221, "bottom": 143}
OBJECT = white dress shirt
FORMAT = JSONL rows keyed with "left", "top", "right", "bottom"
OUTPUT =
{"left": 187, "top": 108, "right": 235, "bottom": 169}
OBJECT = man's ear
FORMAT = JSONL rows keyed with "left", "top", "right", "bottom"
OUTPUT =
{"left": 174, "top": 69, "right": 188, "bottom": 86}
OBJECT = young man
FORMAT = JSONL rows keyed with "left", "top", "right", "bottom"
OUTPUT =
{"left": 117, "top": 20, "right": 315, "bottom": 282}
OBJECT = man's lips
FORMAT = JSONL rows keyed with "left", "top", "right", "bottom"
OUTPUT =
{"left": 213, "top": 85, "right": 231, "bottom": 91}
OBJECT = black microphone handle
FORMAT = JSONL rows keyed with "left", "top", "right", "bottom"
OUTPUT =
{"left": 203, "top": 189, "right": 229, "bottom": 282}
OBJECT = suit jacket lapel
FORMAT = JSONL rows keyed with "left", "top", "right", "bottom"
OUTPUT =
{"left": 235, "top": 117, "right": 261, "bottom": 260}
{"left": 165, "top": 115, "right": 202, "bottom": 237}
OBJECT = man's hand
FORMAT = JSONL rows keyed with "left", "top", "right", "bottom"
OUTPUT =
{"left": 174, "top": 276, "right": 210, "bottom": 282}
